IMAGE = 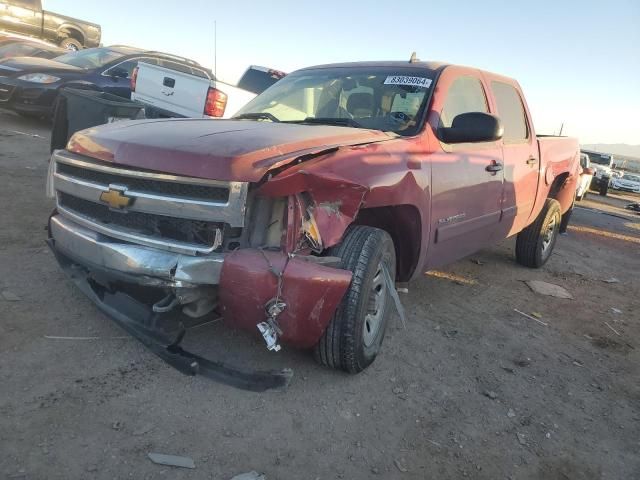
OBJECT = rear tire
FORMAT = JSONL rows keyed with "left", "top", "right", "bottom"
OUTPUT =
{"left": 599, "top": 178, "right": 609, "bottom": 196}
{"left": 59, "top": 37, "right": 82, "bottom": 51}
{"left": 559, "top": 199, "right": 574, "bottom": 234}
{"left": 314, "top": 226, "right": 396, "bottom": 373}
{"left": 515, "top": 199, "right": 561, "bottom": 268}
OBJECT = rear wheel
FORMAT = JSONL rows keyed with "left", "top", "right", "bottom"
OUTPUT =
{"left": 515, "top": 199, "right": 561, "bottom": 268}
{"left": 59, "top": 37, "right": 82, "bottom": 51}
{"left": 599, "top": 178, "right": 609, "bottom": 196}
{"left": 559, "top": 199, "right": 574, "bottom": 234}
{"left": 314, "top": 226, "right": 396, "bottom": 373}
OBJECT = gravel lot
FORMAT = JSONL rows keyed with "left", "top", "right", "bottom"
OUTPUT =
{"left": 1, "top": 109, "right": 639, "bottom": 480}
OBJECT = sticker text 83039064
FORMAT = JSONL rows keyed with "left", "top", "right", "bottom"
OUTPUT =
{"left": 383, "top": 76, "right": 433, "bottom": 88}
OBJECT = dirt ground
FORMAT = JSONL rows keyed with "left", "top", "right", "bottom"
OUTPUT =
{"left": 1, "top": 109, "right": 639, "bottom": 480}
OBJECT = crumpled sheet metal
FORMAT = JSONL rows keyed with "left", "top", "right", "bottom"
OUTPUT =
{"left": 219, "top": 249, "right": 352, "bottom": 348}
{"left": 258, "top": 169, "right": 368, "bottom": 248}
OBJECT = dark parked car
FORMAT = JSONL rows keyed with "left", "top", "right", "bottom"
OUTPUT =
{"left": 0, "top": 46, "right": 206, "bottom": 117}
{"left": 0, "top": 39, "right": 64, "bottom": 60}
{"left": 0, "top": 0, "right": 100, "bottom": 50}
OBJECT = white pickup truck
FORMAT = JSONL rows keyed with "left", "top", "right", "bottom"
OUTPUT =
{"left": 130, "top": 62, "right": 285, "bottom": 119}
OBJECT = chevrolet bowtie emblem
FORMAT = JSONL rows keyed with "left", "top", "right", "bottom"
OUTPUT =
{"left": 100, "top": 187, "right": 133, "bottom": 209}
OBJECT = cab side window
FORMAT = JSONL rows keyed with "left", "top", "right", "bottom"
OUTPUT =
{"left": 491, "top": 81, "right": 529, "bottom": 143}
{"left": 440, "top": 76, "right": 488, "bottom": 128}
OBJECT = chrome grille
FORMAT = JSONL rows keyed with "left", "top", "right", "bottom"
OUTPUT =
{"left": 56, "top": 162, "right": 230, "bottom": 203}
{"left": 58, "top": 192, "right": 222, "bottom": 249}
{"left": 51, "top": 150, "right": 248, "bottom": 255}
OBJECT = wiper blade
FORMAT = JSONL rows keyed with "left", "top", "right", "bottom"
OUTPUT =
{"left": 293, "top": 117, "right": 363, "bottom": 129}
{"left": 233, "top": 112, "right": 280, "bottom": 122}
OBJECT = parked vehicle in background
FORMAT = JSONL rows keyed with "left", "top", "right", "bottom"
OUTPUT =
{"left": 0, "top": 0, "right": 100, "bottom": 50}
{"left": 582, "top": 149, "right": 614, "bottom": 196}
{"left": 0, "top": 46, "right": 204, "bottom": 117}
{"left": 131, "top": 63, "right": 285, "bottom": 119}
{"left": 46, "top": 60, "right": 580, "bottom": 388}
{"left": 611, "top": 173, "right": 640, "bottom": 193}
{"left": 576, "top": 152, "right": 594, "bottom": 201}
{"left": 0, "top": 38, "right": 63, "bottom": 60}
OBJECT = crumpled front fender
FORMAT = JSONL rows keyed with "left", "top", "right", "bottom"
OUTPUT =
{"left": 219, "top": 249, "right": 352, "bottom": 348}
{"left": 258, "top": 169, "right": 368, "bottom": 248}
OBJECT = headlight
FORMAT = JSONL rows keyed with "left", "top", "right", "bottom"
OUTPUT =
{"left": 17, "top": 73, "right": 61, "bottom": 84}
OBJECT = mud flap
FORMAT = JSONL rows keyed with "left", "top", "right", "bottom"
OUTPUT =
{"left": 50, "top": 243, "right": 293, "bottom": 392}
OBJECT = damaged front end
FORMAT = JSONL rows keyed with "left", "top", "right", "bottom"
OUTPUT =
{"left": 47, "top": 148, "right": 365, "bottom": 390}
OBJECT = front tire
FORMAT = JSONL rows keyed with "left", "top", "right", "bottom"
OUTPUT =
{"left": 314, "top": 226, "right": 396, "bottom": 373}
{"left": 59, "top": 37, "right": 82, "bottom": 51}
{"left": 515, "top": 199, "right": 561, "bottom": 268}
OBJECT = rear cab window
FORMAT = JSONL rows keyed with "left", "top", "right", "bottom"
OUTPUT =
{"left": 158, "top": 60, "right": 193, "bottom": 75}
{"left": 491, "top": 81, "right": 529, "bottom": 143}
{"left": 237, "top": 66, "right": 286, "bottom": 95}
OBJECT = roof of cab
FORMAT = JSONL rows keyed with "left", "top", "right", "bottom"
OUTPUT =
{"left": 297, "top": 60, "right": 449, "bottom": 73}
{"left": 295, "top": 60, "right": 519, "bottom": 85}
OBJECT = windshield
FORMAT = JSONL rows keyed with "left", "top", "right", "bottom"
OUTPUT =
{"left": 584, "top": 152, "right": 613, "bottom": 166}
{"left": 622, "top": 174, "right": 640, "bottom": 182}
{"left": 54, "top": 48, "right": 126, "bottom": 69}
{"left": 234, "top": 68, "right": 434, "bottom": 135}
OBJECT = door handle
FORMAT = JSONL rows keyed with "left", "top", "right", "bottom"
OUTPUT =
{"left": 485, "top": 161, "right": 503, "bottom": 173}
{"left": 526, "top": 157, "right": 537, "bottom": 166}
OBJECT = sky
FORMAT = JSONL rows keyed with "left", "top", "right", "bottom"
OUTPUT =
{"left": 49, "top": 0, "right": 639, "bottom": 145}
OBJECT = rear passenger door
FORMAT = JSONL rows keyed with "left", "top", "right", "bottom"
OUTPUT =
{"left": 427, "top": 72, "right": 504, "bottom": 268}
{"left": 490, "top": 81, "right": 538, "bottom": 236}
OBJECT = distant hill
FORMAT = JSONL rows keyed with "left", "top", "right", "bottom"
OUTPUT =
{"left": 581, "top": 144, "right": 640, "bottom": 158}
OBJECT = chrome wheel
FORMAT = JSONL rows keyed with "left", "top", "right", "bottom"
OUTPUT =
{"left": 363, "top": 261, "right": 387, "bottom": 347}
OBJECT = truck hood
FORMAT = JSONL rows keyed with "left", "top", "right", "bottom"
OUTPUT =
{"left": 67, "top": 118, "right": 393, "bottom": 182}
{"left": 0, "top": 56, "right": 84, "bottom": 75}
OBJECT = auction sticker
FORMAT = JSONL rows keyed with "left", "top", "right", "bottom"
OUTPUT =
{"left": 384, "top": 75, "right": 432, "bottom": 88}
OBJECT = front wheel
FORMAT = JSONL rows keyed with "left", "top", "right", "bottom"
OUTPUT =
{"left": 515, "top": 199, "right": 561, "bottom": 268}
{"left": 59, "top": 37, "right": 82, "bottom": 51}
{"left": 314, "top": 226, "right": 396, "bottom": 373}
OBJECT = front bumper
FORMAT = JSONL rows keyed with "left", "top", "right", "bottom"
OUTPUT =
{"left": 48, "top": 213, "right": 353, "bottom": 388}
{"left": 50, "top": 214, "right": 225, "bottom": 287}
{"left": 0, "top": 77, "right": 57, "bottom": 115}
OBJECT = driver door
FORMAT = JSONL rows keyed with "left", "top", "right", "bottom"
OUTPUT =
{"left": 425, "top": 72, "right": 504, "bottom": 268}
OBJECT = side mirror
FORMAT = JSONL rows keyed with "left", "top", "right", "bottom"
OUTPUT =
{"left": 109, "top": 67, "right": 129, "bottom": 79}
{"left": 439, "top": 112, "right": 503, "bottom": 144}
{"left": 583, "top": 167, "right": 595, "bottom": 176}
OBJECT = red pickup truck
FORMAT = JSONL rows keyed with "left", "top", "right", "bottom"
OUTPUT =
{"left": 47, "top": 60, "right": 579, "bottom": 390}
